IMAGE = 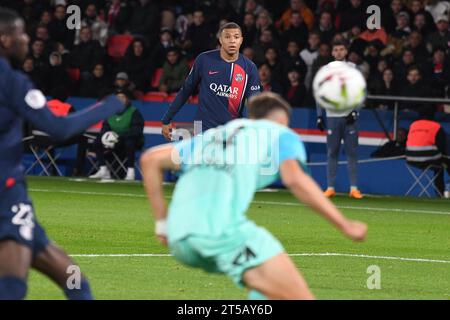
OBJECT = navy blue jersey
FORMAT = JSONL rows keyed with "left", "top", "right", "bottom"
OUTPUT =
{"left": 161, "top": 49, "right": 262, "bottom": 131}
{"left": 0, "top": 57, "right": 123, "bottom": 190}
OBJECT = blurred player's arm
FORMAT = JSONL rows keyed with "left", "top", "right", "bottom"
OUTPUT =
{"left": 280, "top": 159, "right": 367, "bottom": 241}
{"left": 161, "top": 56, "right": 202, "bottom": 140}
{"left": 11, "top": 74, "right": 124, "bottom": 141}
{"left": 140, "top": 144, "right": 181, "bottom": 245}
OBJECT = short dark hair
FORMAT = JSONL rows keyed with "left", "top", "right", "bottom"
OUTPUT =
{"left": 0, "top": 7, "right": 21, "bottom": 35}
{"left": 219, "top": 22, "right": 242, "bottom": 36}
{"left": 331, "top": 39, "right": 348, "bottom": 49}
{"left": 247, "top": 92, "right": 292, "bottom": 119}
{"left": 407, "top": 65, "right": 421, "bottom": 76}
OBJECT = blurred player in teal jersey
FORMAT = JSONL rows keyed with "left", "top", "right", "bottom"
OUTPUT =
{"left": 141, "top": 92, "right": 367, "bottom": 299}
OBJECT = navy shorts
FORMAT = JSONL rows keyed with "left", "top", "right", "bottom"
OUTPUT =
{"left": 0, "top": 181, "right": 50, "bottom": 255}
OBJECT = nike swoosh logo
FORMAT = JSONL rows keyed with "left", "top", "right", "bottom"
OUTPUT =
{"left": 208, "top": 71, "right": 219, "bottom": 75}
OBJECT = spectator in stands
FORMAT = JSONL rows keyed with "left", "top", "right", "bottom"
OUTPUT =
{"left": 348, "top": 49, "right": 370, "bottom": 80}
{"left": 392, "top": 11, "right": 412, "bottom": 40}
{"left": 259, "top": 63, "right": 283, "bottom": 95}
{"left": 34, "top": 24, "right": 53, "bottom": 54}
{"left": 280, "top": 11, "right": 309, "bottom": 50}
{"left": 151, "top": 29, "right": 175, "bottom": 68}
{"left": 255, "top": 9, "right": 279, "bottom": 43}
{"left": 48, "top": 4, "right": 75, "bottom": 50}
{"left": 282, "top": 40, "right": 307, "bottom": 82}
{"left": 300, "top": 31, "right": 320, "bottom": 89}
{"left": 285, "top": 68, "right": 307, "bottom": 107}
{"left": 399, "top": 66, "right": 433, "bottom": 111}
{"left": 158, "top": 47, "right": 190, "bottom": 94}
{"left": 426, "top": 15, "right": 450, "bottom": 52}
{"left": 114, "top": 72, "right": 136, "bottom": 93}
{"left": 344, "top": 25, "right": 363, "bottom": 45}
{"left": 310, "top": 42, "right": 333, "bottom": 83}
{"left": 241, "top": 13, "right": 257, "bottom": 48}
{"left": 394, "top": 48, "right": 417, "bottom": 83}
{"left": 22, "top": 56, "right": 45, "bottom": 92}
{"left": 264, "top": 47, "right": 284, "bottom": 86}
{"left": 70, "top": 25, "right": 105, "bottom": 76}
{"left": 75, "top": 3, "right": 108, "bottom": 47}
{"left": 382, "top": 0, "right": 404, "bottom": 33}
{"left": 315, "top": 11, "right": 335, "bottom": 44}
{"left": 160, "top": 9, "right": 179, "bottom": 39}
{"left": 79, "top": 63, "right": 110, "bottom": 98}
{"left": 338, "top": 0, "right": 366, "bottom": 32}
{"left": 359, "top": 26, "right": 388, "bottom": 46}
{"left": 279, "top": 0, "right": 314, "bottom": 31}
{"left": 252, "top": 29, "right": 276, "bottom": 65}
{"left": 412, "top": 12, "right": 435, "bottom": 38}
{"left": 182, "top": 9, "right": 214, "bottom": 59}
{"left": 90, "top": 89, "right": 145, "bottom": 181}
{"left": 127, "top": 0, "right": 160, "bottom": 45}
{"left": 105, "top": 0, "right": 130, "bottom": 35}
{"left": 121, "top": 38, "right": 153, "bottom": 92}
{"left": 370, "top": 68, "right": 398, "bottom": 109}
{"left": 47, "top": 51, "right": 70, "bottom": 94}
{"left": 364, "top": 40, "right": 384, "bottom": 75}
{"left": 30, "top": 38, "right": 49, "bottom": 92}
{"left": 404, "top": 31, "right": 430, "bottom": 64}
{"left": 242, "top": 46, "right": 255, "bottom": 61}
{"left": 39, "top": 9, "right": 52, "bottom": 28}
{"left": 409, "top": 0, "right": 436, "bottom": 29}
{"left": 425, "top": 0, "right": 450, "bottom": 23}
{"left": 428, "top": 47, "right": 450, "bottom": 97}
{"left": 240, "top": 0, "right": 264, "bottom": 19}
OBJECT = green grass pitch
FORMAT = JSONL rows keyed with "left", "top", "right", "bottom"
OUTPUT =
{"left": 25, "top": 177, "right": 449, "bottom": 300}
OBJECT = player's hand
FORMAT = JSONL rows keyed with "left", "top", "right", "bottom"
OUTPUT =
{"left": 317, "top": 117, "right": 325, "bottom": 131}
{"left": 342, "top": 220, "right": 367, "bottom": 241}
{"left": 162, "top": 123, "right": 172, "bottom": 141}
{"left": 155, "top": 219, "right": 168, "bottom": 246}
{"left": 156, "top": 235, "right": 168, "bottom": 246}
{"left": 346, "top": 111, "right": 358, "bottom": 125}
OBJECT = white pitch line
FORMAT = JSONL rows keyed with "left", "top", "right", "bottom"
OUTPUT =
{"left": 68, "top": 252, "right": 450, "bottom": 264}
{"left": 29, "top": 188, "right": 450, "bottom": 216}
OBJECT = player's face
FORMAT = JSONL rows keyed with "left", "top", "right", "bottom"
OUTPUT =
{"left": 220, "top": 28, "right": 243, "bottom": 56}
{"left": 332, "top": 45, "right": 347, "bottom": 61}
{"left": 2, "top": 19, "right": 30, "bottom": 61}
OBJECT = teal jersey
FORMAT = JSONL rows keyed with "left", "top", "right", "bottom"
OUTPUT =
{"left": 168, "top": 119, "right": 307, "bottom": 242}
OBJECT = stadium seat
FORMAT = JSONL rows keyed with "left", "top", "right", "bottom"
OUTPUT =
{"left": 405, "top": 162, "right": 444, "bottom": 197}
{"left": 107, "top": 34, "right": 133, "bottom": 59}
{"left": 151, "top": 68, "right": 163, "bottom": 89}
{"left": 23, "top": 131, "right": 67, "bottom": 176}
{"left": 142, "top": 91, "right": 167, "bottom": 102}
{"left": 166, "top": 93, "right": 177, "bottom": 103}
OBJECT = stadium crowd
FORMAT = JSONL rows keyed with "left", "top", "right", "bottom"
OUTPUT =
{"left": 2, "top": 0, "right": 450, "bottom": 110}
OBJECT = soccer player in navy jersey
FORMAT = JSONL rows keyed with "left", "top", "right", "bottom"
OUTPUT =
{"left": 0, "top": 8, "right": 124, "bottom": 300}
{"left": 161, "top": 22, "right": 262, "bottom": 140}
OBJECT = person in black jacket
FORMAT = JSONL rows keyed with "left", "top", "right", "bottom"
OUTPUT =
{"left": 127, "top": 0, "right": 160, "bottom": 46}
{"left": 79, "top": 63, "right": 111, "bottom": 98}
{"left": 69, "top": 25, "right": 105, "bottom": 76}
{"left": 121, "top": 38, "right": 153, "bottom": 92}
{"left": 89, "top": 89, "right": 144, "bottom": 181}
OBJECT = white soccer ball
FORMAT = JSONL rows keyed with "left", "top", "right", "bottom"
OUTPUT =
{"left": 101, "top": 131, "right": 119, "bottom": 148}
{"left": 313, "top": 61, "right": 367, "bottom": 112}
